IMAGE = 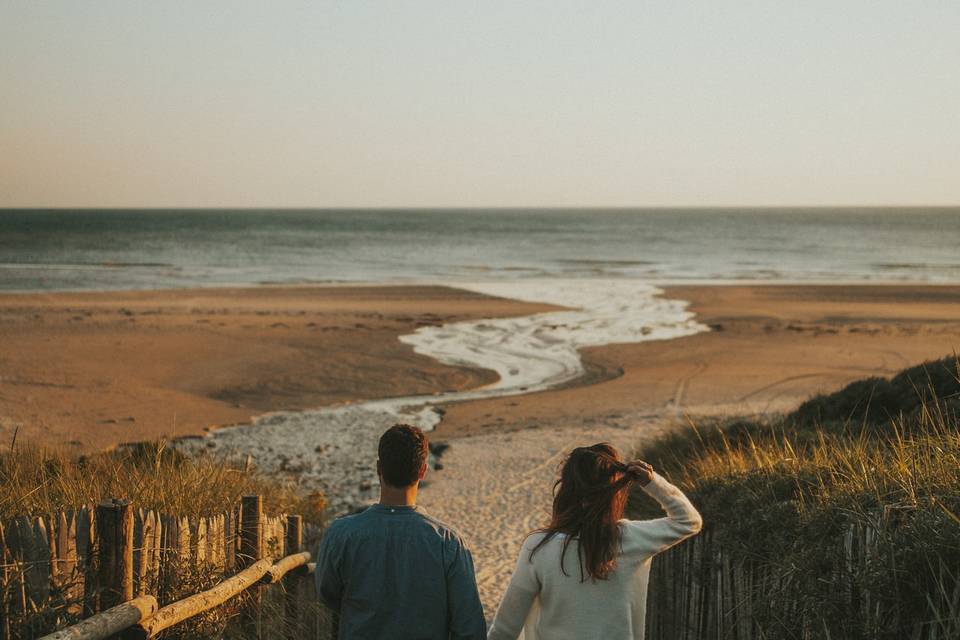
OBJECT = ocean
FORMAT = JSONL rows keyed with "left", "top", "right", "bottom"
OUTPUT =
{"left": 0, "top": 208, "right": 958, "bottom": 291}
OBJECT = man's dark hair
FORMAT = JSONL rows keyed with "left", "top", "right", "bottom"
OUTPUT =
{"left": 378, "top": 424, "right": 429, "bottom": 487}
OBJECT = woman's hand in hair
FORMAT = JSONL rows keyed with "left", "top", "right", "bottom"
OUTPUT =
{"left": 625, "top": 461, "right": 654, "bottom": 486}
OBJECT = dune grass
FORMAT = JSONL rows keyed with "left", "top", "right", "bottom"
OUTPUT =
{"left": 0, "top": 439, "right": 326, "bottom": 523}
{"left": 791, "top": 354, "right": 960, "bottom": 429}
{"left": 630, "top": 356, "right": 960, "bottom": 639}
{"left": 1, "top": 439, "right": 330, "bottom": 639}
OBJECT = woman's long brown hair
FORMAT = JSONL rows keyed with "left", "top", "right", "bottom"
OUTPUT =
{"left": 529, "top": 443, "right": 642, "bottom": 582}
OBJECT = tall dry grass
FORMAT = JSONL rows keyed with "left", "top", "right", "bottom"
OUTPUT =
{"left": 631, "top": 356, "right": 960, "bottom": 639}
{"left": 1, "top": 440, "right": 330, "bottom": 638}
{"left": 0, "top": 440, "right": 330, "bottom": 640}
{"left": 0, "top": 440, "right": 325, "bottom": 522}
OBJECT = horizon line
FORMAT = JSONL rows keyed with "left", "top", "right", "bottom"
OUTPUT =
{"left": 3, "top": 204, "right": 960, "bottom": 212}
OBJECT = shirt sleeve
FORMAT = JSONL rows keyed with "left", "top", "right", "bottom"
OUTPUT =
{"left": 487, "top": 536, "right": 541, "bottom": 640}
{"left": 446, "top": 538, "right": 488, "bottom": 640}
{"left": 315, "top": 524, "right": 344, "bottom": 611}
{"left": 628, "top": 472, "right": 703, "bottom": 555}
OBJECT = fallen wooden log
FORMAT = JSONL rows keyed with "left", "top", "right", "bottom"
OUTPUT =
{"left": 38, "top": 551, "right": 316, "bottom": 640}
{"left": 260, "top": 551, "right": 311, "bottom": 585}
{"left": 38, "top": 596, "right": 158, "bottom": 640}
{"left": 126, "top": 559, "right": 272, "bottom": 638}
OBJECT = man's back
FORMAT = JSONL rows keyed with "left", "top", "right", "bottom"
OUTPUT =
{"left": 316, "top": 504, "right": 486, "bottom": 640}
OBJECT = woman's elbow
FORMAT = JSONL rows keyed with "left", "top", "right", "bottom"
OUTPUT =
{"left": 683, "top": 510, "right": 703, "bottom": 535}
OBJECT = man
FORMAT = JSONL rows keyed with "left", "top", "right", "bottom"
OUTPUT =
{"left": 316, "top": 424, "right": 487, "bottom": 639}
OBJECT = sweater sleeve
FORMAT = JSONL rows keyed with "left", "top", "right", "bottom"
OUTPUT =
{"left": 628, "top": 473, "right": 703, "bottom": 555}
{"left": 487, "top": 536, "right": 541, "bottom": 640}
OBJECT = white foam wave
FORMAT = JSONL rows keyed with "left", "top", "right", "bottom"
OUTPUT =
{"left": 177, "top": 280, "right": 707, "bottom": 513}
{"left": 402, "top": 280, "right": 707, "bottom": 398}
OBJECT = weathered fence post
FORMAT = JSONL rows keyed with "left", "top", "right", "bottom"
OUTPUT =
{"left": 239, "top": 495, "right": 263, "bottom": 638}
{"left": 96, "top": 500, "right": 134, "bottom": 612}
{"left": 0, "top": 520, "right": 10, "bottom": 640}
{"left": 283, "top": 515, "right": 303, "bottom": 628}
{"left": 78, "top": 506, "right": 98, "bottom": 618}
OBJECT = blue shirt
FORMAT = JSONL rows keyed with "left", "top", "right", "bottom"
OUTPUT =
{"left": 316, "top": 504, "right": 487, "bottom": 640}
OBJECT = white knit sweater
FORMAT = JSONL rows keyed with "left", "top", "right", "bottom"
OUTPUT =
{"left": 487, "top": 473, "right": 702, "bottom": 640}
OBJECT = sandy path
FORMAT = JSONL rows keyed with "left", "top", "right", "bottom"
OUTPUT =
{"left": 417, "top": 414, "right": 673, "bottom": 616}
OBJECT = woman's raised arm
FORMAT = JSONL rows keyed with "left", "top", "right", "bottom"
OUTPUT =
{"left": 627, "top": 472, "right": 703, "bottom": 554}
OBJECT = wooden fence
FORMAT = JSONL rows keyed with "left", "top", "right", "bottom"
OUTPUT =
{"left": 0, "top": 496, "right": 329, "bottom": 640}
{"left": 645, "top": 522, "right": 960, "bottom": 640}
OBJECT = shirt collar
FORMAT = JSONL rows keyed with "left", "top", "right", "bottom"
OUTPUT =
{"left": 370, "top": 503, "right": 419, "bottom": 514}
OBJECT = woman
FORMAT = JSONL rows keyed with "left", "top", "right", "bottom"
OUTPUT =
{"left": 487, "top": 443, "right": 702, "bottom": 640}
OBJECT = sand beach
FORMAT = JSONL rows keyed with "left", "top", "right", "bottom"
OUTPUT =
{"left": 0, "top": 285, "right": 554, "bottom": 451}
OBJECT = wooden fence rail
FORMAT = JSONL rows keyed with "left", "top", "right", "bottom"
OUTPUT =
{"left": 40, "top": 597, "right": 158, "bottom": 640}
{"left": 0, "top": 496, "right": 321, "bottom": 640}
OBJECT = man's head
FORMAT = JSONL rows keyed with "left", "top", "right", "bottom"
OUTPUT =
{"left": 377, "top": 424, "right": 429, "bottom": 488}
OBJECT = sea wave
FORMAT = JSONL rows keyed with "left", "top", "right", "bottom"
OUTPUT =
{"left": 0, "top": 261, "right": 175, "bottom": 269}
{"left": 400, "top": 280, "right": 705, "bottom": 397}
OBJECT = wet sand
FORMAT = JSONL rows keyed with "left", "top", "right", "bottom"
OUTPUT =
{"left": 0, "top": 285, "right": 554, "bottom": 451}
{"left": 434, "top": 284, "right": 960, "bottom": 437}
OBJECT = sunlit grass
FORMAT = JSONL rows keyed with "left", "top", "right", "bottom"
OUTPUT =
{"left": 1, "top": 440, "right": 329, "bottom": 638}
{"left": 0, "top": 440, "right": 325, "bottom": 523}
{"left": 631, "top": 356, "right": 960, "bottom": 639}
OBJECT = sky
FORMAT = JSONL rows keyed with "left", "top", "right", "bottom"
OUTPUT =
{"left": 1, "top": 1, "right": 958, "bottom": 208}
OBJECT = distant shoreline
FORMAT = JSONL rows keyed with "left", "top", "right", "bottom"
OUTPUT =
{"left": 4, "top": 205, "right": 959, "bottom": 211}
{"left": 3, "top": 276, "right": 960, "bottom": 297}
